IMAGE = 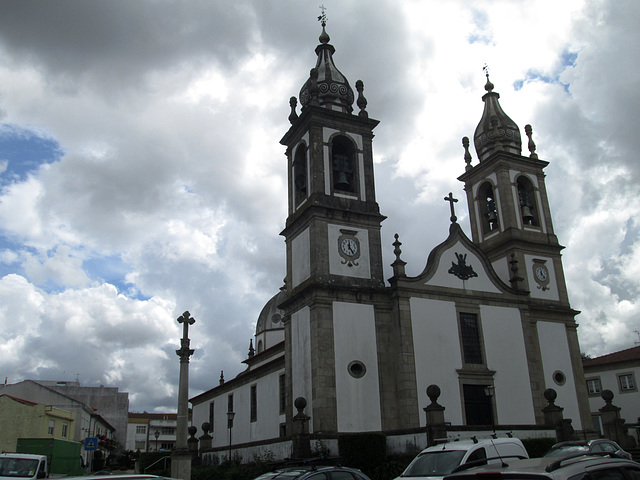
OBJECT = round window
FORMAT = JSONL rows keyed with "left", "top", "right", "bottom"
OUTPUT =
{"left": 553, "top": 370, "right": 566, "bottom": 386}
{"left": 348, "top": 361, "right": 366, "bottom": 379}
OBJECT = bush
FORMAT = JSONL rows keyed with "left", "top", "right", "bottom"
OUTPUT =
{"left": 522, "top": 437, "right": 556, "bottom": 458}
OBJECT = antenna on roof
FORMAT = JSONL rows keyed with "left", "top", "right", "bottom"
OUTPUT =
{"left": 635, "top": 330, "right": 640, "bottom": 345}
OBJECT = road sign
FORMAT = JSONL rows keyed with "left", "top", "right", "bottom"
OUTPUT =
{"left": 84, "top": 437, "right": 98, "bottom": 451}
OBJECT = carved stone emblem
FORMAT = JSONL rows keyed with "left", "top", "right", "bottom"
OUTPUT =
{"left": 448, "top": 252, "right": 478, "bottom": 280}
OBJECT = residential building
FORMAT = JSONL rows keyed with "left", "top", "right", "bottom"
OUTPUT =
{"left": 583, "top": 346, "right": 640, "bottom": 435}
{"left": 0, "top": 380, "right": 114, "bottom": 466}
{"left": 0, "top": 394, "right": 75, "bottom": 452}
{"left": 126, "top": 412, "right": 191, "bottom": 452}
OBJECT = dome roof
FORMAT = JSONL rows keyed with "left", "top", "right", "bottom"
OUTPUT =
{"left": 255, "top": 290, "right": 286, "bottom": 335}
{"left": 299, "top": 25, "right": 354, "bottom": 114}
{"left": 473, "top": 75, "right": 522, "bottom": 162}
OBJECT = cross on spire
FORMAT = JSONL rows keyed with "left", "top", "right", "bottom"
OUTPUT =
{"left": 444, "top": 192, "right": 458, "bottom": 223}
{"left": 318, "top": 5, "right": 327, "bottom": 26}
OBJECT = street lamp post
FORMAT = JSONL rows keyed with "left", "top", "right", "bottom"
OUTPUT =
{"left": 154, "top": 430, "right": 159, "bottom": 451}
{"left": 227, "top": 411, "right": 235, "bottom": 461}
{"left": 484, "top": 385, "right": 495, "bottom": 433}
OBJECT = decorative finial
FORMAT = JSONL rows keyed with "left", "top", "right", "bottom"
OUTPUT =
{"left": 248, "top": 339, "right": 255, "bottom": 358}
{"left": 391, "top": 233, "right": 407, "bottom": 277}
{"left": 444, "top": 192, "right": 458, "bottom": 223}
{"left": 462, "top": 136, "right": 472, "bottom": 171}
{"left": 524, "top": 124, "right": 538, "bottom": 159}
{"left": 509, "top": 253, "right": 525, "bottom": 290}
{"left": 309, "top": 68, "right": 320, "bottom": 106}
{"left": 356, "top": 80, "right": 368, "bottom": 118}
{"left": 288, "top": 96, "right": 298, "bottom": 124}
{"left": 318, "top": 5, "right": 330, "bottom": 44}
{"left": 483, "top": 64, "right": 494, "bottom": 92}
{"left": 219, "top": 370, "right": 225, "bottom": 385}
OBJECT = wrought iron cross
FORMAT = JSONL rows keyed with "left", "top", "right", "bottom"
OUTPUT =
{"left": 318, "top": 5, "right": 327, "bottom": 26}
{"left": 176, "top": 311, "right": 195, "bottom": 362}
{"left": 444, "top": 192, "right": 458, "bottom": 223}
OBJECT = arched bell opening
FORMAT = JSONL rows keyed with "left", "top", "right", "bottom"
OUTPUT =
{"left": 478, "top": 181, "right": 499, "bottom": 235}
{"left": 516, "top": 176, "right": 538, "bottom": 226}
{"left": 293, "top": 143, "right": 307, "bottom": 207}
{"left": 331, "top": 135, "right": 357, "bottom": 194}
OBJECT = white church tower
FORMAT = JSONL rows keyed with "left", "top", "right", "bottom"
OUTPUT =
{"left": 279, "top": 20, "right": 389, "bottom": 434}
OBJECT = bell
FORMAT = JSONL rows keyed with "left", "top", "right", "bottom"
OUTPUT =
{"left": 487, "top": 210, "right": 497, "bottom": 229}
{"left": 521, "top": 205, "right": 534, "bottom": 224}
{"left": 335, "top": 172, "right": 350, "bottom": 191}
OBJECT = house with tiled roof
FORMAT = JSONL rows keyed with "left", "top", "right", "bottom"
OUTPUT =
{"left": 583, "top": 345, "right": 640, "bottom": 435}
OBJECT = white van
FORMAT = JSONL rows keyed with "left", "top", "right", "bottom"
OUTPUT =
{"left": 0, "top": 454, "right": 48, "bottom": 480}
{"left": 395, "top": 436, "right": 529, "bottom": 480}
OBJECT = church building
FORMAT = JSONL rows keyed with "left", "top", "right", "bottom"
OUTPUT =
{"left": 190, "top": 23, "right": 592, "bottom": 459}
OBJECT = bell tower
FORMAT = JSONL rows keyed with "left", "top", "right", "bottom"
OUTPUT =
{"left": 279, "top": 19, "right": 388, "bottom": 435}
{"left": 458, "top": 74, "right": 570, "bottom": 302}
{"left": 280, "top": 23, "right": 385, "bottom": 293}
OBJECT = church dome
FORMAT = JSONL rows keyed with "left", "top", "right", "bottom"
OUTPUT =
{"left": 299, "top": 25, "right": 355, "bottom": 114}
{"left": 474, "top": 75, "right": 522, "bottom": 162}
{"left": 255, "top": 290, "right": 286, "bottom": 336}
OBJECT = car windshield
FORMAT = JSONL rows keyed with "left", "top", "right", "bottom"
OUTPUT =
{"left": 0, "top": 458, "right": 39, "bottom": 478}
{"left": 543, "top": 445, "right": 589, "bottom": 458}
{"left": 403, "top": 451, "right": 467, "bottom": 477}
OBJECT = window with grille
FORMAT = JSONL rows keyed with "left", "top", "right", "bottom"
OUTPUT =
{"left": 250, "top": 384, "right": 257, "bottom": 422}
{"left": 136, "top": 425, "right": 146, "bottom": 434}
{"left": 459, "top": 312, "right": 483, "bottom": 364}
{"left": 279, "top": 374, "right": 286, "bottom": 415}
{"left": 209, "top": 402, "right": 214, "bottom": 431}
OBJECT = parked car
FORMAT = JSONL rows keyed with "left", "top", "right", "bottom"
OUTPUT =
{"left": 0, "top": 454, "right": 48, "bottom": 480}
{"left": 394, "top": 436, "right": 529, "bottom": 480}
{"left": 442, "top": 452, "right": 640, "bottom": 480}
{"left": 543, "top": 439, "right": 632, "bottom": 460}
{"left": 253, "top": 465, "right": 372, "bottom": 480}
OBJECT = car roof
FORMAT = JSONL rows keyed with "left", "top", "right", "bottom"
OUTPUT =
{"left": 445, "top": 453, "right": 638, "bottom": 479}
{"left": 256, "top": 465, "right": 366, "bottom": 479}
{"left": 64, "top": 476, "right": 180, "bottom": 480}
{"left": 421, "top": 437, "right": 523, "bottom": 452}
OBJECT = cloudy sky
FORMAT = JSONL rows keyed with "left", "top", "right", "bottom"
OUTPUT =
{"left": 0, "top": 0, "right": 638, "bottom": 414}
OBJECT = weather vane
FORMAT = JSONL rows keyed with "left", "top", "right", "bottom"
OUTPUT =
{"left": 318, "top": 5, "right": 327, "bottom": 26}
{"left": 483, "top": 64, "right": 490, "bottom": 76}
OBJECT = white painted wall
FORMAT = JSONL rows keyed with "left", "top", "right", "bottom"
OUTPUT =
{"left": 481, "top": 305, "right": 536, "bottom": 424}
{"left": 426, "top": 241, "right": 501, "bottom": 293}
{"left": 537, "top": 321, "right": 582, "bottom": 429}
{"left": 410, "top": 298, "right": 464, "bottom": 425}
{"left": 333, "top": 301, "right": 382, "bottom": 432}
{"left": 291, "top": 306, "right": 313, "bottom": 431}
{"left": 291, "top": 228, "right": 310, "bottom": 288}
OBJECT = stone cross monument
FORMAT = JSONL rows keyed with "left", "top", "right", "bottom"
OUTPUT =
{"left": 171, "top": 311, "right": 195, "bottom": 480}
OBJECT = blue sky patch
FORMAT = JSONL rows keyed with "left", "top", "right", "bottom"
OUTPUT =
{"left": 0, "top": 124, "right": 64, "bottom": 185}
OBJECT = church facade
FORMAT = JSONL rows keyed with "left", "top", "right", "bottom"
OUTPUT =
{"left": 190, "top": 25, "right": 592, "bottom": 458}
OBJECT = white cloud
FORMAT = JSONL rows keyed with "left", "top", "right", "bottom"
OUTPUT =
{"left": 0, "top": 0, "right": 637, "bottom": 412}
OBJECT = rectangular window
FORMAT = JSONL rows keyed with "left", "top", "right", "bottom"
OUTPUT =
{"left": 48, "top": 420, "right": 55, "bottom": 435}
{"left": 279, "top": 374, "right": 286, "bottom": 415}
{"left": 228, "top": 394, "right": 234, "bottom": 414}
{"left": 250, "top": 384, "right": 257, "bottom": 422}
{"left": 135, "top": 441, "right": 146, "bottom": 450}
{"left": 136, "top": 425, "right": 146, "bottom": 434}
{"left": 209, "top": 402, "right": 215, "bottom": 432}
{"left": 62, "top": 422, "right": 68, "bottom": 438}
{"left": 460, "top": 312, "right": 483, "bottom": 364}
{"left": 463, "top": 384, "right": 493, "bottom": 426}
{"left": 619, "top": 373, "right": 636, "bottom": 391}
{"left": 587, "top": 378, "right": 601, "bottom": 395}
{"left": 161, "top": 427, "right": 175, "bottom": 435}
